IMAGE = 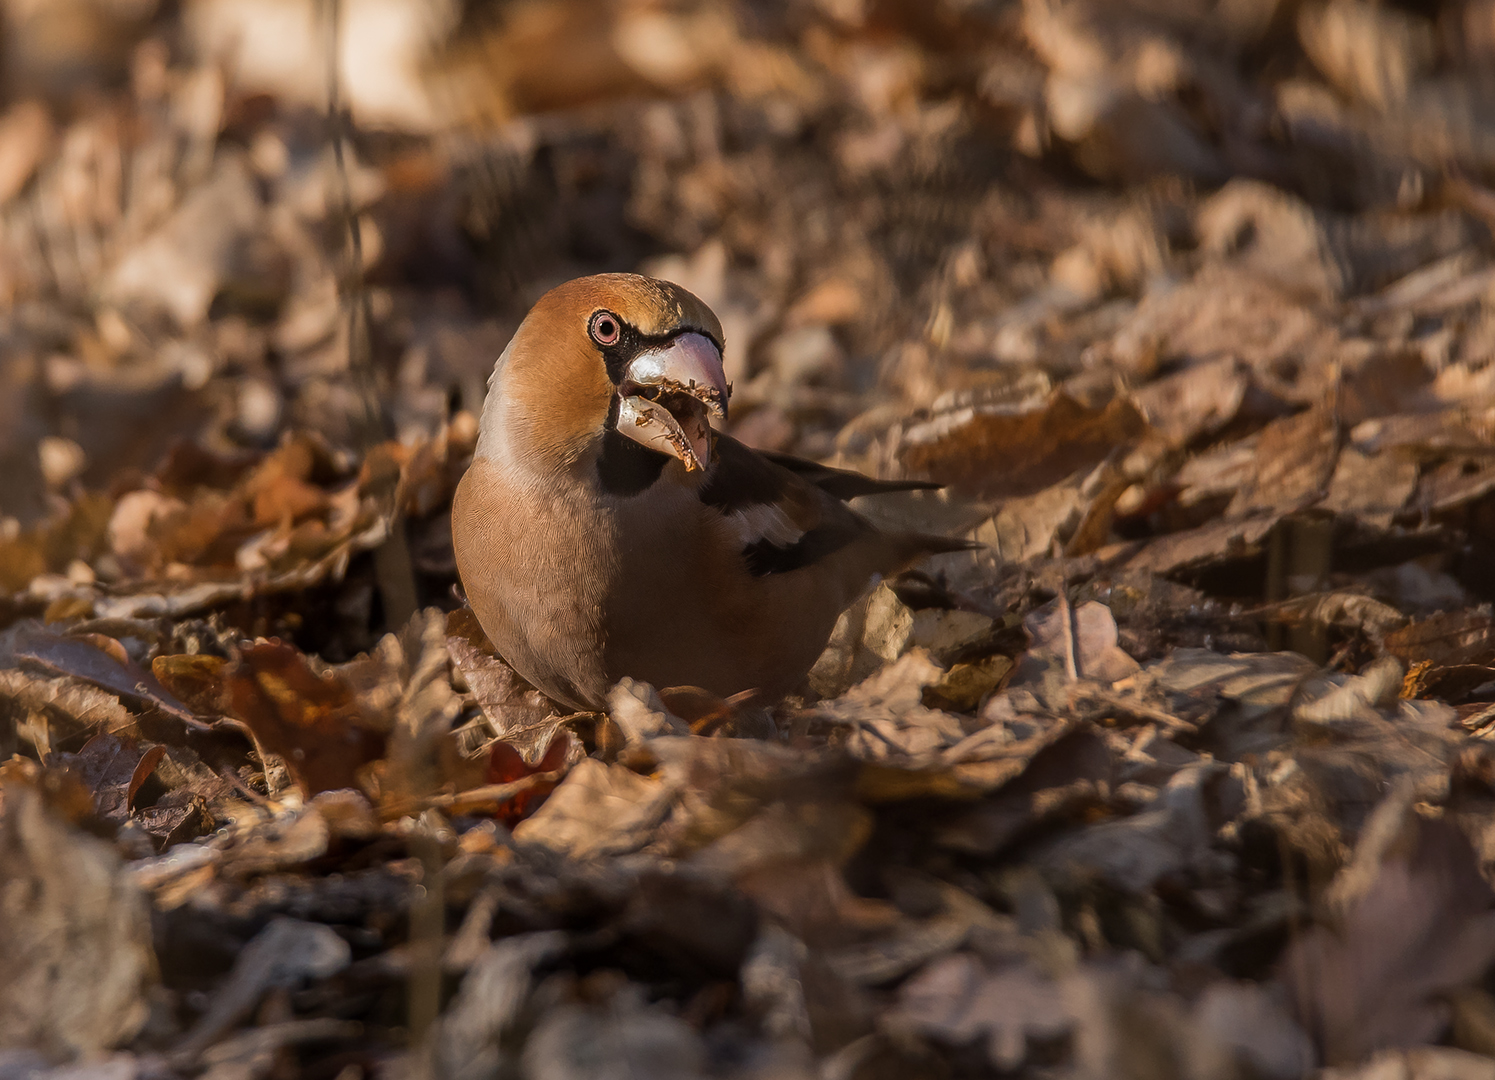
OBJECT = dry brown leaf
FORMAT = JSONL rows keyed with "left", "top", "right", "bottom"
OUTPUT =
{"left": 1229, "top": 407, "right": 1339, "bottom": 519}
{"left": 1321, "top": 446, "right": 1419, "bottom": 529}
{"left": 1385, "top": 610, "right": 1495, "bottom": 669}
{"left": 1132, "top": 357, "right": 1251, "bottom": 447}
{"left": 174, "top": 917, "right": 351, "bottom": 1061}
{"left": 50, "top": 731, "right": 165, "bottom": 825}
{"left": 367, "top": 608, "right": 468, "bottom": 818}
{"left": 222, "top": 641, "right": 387, "bottom": 797}
{"left": 1115, "top": 513, "right": 1280, "bottom": 580}
{"left": 511, "top": 758, "right": 674, "bottom": 860}
{"left": 1415, "top": 457, "right": 1495, "bottom": 516}
{"left": 1320, "top": 1048, "right": 1495, "bottom": 1080}
{"left": 1023, "top": 597, "right": 1140, "bottom": 686}
{"left": 522, "top": 983, "right": 709, "bottom": 1080}
{"left": 103, "top": 152, "right": 269, "bottom": 327}
{"left": 1252, "top": 591, "right": 1409, "bottom": 637}
{"left": 1196, "top": 179, "right": 1343, "bottom": 299}
{"left": 1106, "top": 265, "right": 1335, "bottom": 383}
{"left": 807, "top": 583, "right": 917, "bottom": 699}
{"left": 0, "top": 100, "right": 53, "bottom": 205}
{"left": 0, "top": 493, "right": 114, "bottom": 595}
{"left": 897, "top": 389, "right": 1148, "bottom": 500}
{"left": 1299, "top": 0, "right": 1434, "bottom": 111}
{"left": 6, "top": 625, "right": 207, "bottom": 731}
{"left": 1033, "top": 762, "right": 1231, "bottom": 893}
{"left": 0, "top": 667, "right": 136, "bottom": 760}
{"left": 446, "top": 606, "right": 565, "bottom": 764}
{"left": 151, "top": 653, "right": 229, "bottom": 716}
{"left": 934, "top": 726, "right": 1115, "bottom": 854}
{"left": 813, "top": 650, "right": 966, "bottom": 763}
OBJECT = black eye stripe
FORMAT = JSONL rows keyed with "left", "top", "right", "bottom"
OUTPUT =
{"left": 590, "top": 314, "right": 725, "bottom": 387}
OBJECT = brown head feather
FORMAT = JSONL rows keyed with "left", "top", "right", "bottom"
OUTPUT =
{"left": 477, "top": 274, "right": 724, "bottom": 474}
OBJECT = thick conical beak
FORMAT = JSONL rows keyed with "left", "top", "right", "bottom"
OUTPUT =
{"left": 614, "top": 332, "right": 729, "bottom": 472}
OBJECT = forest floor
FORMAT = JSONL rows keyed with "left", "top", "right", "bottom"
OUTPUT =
{"left": 4, "top": 0, "right": 1495, "bottom": 1077}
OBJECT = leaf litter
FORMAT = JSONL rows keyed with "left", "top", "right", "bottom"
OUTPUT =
{"left": 4, "top": 0, "right": 1495, "bottom": 1077}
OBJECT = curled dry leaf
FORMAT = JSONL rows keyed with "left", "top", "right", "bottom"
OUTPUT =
{"left": 0, "top": 666, "right": 135, "bottom": 760}
{"left": 447, "top": 605, "right": 566, "bottom": 764}
{"left": 1009, "top": 596, "right": 1141, "bottom": 700}
{"left": 1131, "top": 356, "right": 1251, "bottom": 447}
{"left": 482, "top": 729, "right": 574, "bottom": 826}
{"left": 510, "top": 757, "right": 673, "bottom": 859}
{"left": 5, "top": 623, "right": 208, "bottom": 731}
{"left": 151, "top": 652, "right": 230, "bottom": 716}
{"left": 896, "top": 389, "right": 1149, "bottom": 500}
{"left": 1033, "top": 761, "right": 1233, "bottom": 893}
{"left": 50, "top": 731, "right": 165, "bottom": 824}
{"left": 222, "top": 640, "right": 387, "bottom": 797}
{"left": 814, "top": 650, "right": 966, "bottom": 762}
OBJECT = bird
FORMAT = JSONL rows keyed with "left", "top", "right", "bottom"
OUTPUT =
{"left": 451, "top": 273, "right": 976, "bottom": 712}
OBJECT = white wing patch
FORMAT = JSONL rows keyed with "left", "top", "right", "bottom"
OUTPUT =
{"left": 724, "top": 502, "right": 805, "bottom": 549}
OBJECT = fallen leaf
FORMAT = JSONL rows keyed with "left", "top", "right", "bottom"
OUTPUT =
{"left": 5, "top": 624, "right": 207, "bottom": 732}
{"left": 814, "top": 651, "right": 967, "bottom": 762}
{"left": 1033, "top": 762, "right": 1231, "bottom": 893}
{"left": 485, "top": 730, "right": 574, "bottom": 826}
{"left": 510, "top": 758, "right": 673, "bottom": 859}
{"left": 897, "top": 389, "right": 1148, "bottom": 499}
{"left": 1229, "top": 407, "right": 1338, "bottom": 519}
{"left": 1385, "top": 610, "right": 1495, "bottom": 669}
{"left": 522, "top": 983, "right": 708, "bottom": 1080}
{"left": 1009, "top": 597, "right": 1141, "bottom": 700}
{"left": 1320, "top": 1047, "right": 1495, "bottom": 1080}
{"left": 1321, "top": 447, "right": 1419, "bottom": 529}
{"left": 429, "top": 932, "right": 569, "bottom": 1080}
{"left": 447, "top": 606, "right": 565, "bottom": 764}
{"left": 50, "top": 731, "right": 165, "bottom": 824}
{"left": 222, "top": 641, "right": 387, "bottom": 797}
{"left": 1132, "top": 357, "right": 1251, "bottom": 447}
{"left": 150, "top": 653, "right": 229, "bottom": 716}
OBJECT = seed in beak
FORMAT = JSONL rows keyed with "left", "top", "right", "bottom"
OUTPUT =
{"left": 616, "top": 394, "right": 710, "bottom": 471}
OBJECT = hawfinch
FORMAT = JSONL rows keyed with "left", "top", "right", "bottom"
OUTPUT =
{"left": 451, "top": 273, "right": 973, "bottom": 711}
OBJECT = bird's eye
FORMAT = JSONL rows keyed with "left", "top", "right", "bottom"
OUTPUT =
{"left": 589, "top": 312, "right": 621, "bottom": 346}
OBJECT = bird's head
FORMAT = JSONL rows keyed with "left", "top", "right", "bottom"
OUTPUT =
{"left": 477, "top": 273, "right": 729, "bottom": 476}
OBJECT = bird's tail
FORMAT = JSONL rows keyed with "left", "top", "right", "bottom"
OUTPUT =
{"left": 889, "top": 530, "right": 986, "bottom": 569}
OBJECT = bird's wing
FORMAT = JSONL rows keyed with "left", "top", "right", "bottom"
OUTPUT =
{"left": 699, "top": 435, "right": 979, "bottom": 576}
{"left": 697, "top": 434, "right": 879, "bottom": 576}
{"left": 755, "top": 449, "right": 943, "bottom": 502}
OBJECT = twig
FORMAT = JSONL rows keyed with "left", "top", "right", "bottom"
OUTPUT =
{"left": 1058, "top": 587, "right": 1079, "bottom": 684}
{"left": 378, "top": 769, "right": 568, "bottom": 821}
{"left": 320, "top": 0, "right": 381, "bottom": 448}
{"left": 219, "top": 766, "right": 270, "bottom": 807}
{"left": 1066, "top": 683, "right": 1198, "bottom": 733}
{"left": 407, "top": 822, "right": 445, "bottom": 1045}
{"left": 320, "top": 0, "right": 417, "bottom": 631}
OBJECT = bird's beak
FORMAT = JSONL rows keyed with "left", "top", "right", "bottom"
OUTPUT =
{"left": 615, "top": 332, "right": 730, "bottom": 472}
